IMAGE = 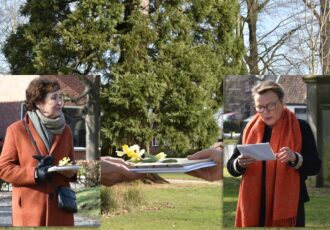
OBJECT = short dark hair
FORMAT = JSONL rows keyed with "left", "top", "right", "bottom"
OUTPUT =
{"left": 25, "top": 78, "right": 61, "bottom": 111}
{"left": 251, "top": 80, "right": 285, "bottom": 101}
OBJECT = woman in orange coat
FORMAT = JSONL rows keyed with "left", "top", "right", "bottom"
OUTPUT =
{"left": 0, "top": 77, "right": 76, "bottom": 226}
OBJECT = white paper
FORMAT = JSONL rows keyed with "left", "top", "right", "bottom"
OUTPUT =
{"left": 236, "top": 142, "right": 276, "bottom": 161}
{"left": 129, "top": 158, "right": 217, "bottom": 173}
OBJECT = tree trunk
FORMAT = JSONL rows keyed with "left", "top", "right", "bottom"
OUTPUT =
{"left": 320, "top": 0, "right": 330, "bottom": 74}
{"left": 246, "top": 0, "right": 260, "bottom": 74}
{"left": 85, "top": 75, "right": 100, "bottom": 160}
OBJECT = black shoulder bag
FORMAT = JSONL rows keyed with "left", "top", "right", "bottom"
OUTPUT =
{"left": 23, "top": 120, "right": 78, "bottom": 213}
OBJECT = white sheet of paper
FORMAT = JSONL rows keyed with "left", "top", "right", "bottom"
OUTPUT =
{"left": 236, "top": 142, "right": 276, "bottom": 161}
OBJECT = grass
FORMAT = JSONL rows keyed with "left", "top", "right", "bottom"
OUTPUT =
{"left": 76, "top": 186, "right": 100, "bottom": 218}
{"left": 223, "top": 168, "right": 330, "bottom": 228}
{"left": 101, "top": 183, "right": 145, "bottom": 214}
{"left": 102, "top": 177, "right": 222, "bottom": 230}
{"left": 160, "top": 173, "right": 204, "bottom": 180}
{"left": 223, "top": 139, "right": 238, "bottom": 145}
{"left": 223, "top": 169, "right": 240, "bottom": 228}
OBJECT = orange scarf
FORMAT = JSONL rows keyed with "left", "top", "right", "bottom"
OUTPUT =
{"left": 235, "top": 108, "right": 302, "bottom": 227}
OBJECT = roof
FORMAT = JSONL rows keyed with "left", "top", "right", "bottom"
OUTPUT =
{"left": 0, "top": 75, "right": 90, "bottom": 105}
{"left": 251, "top": 75, "right": 306, "bottom": 105}
{"left": 277, "top": 75, "right": 306, "bottom": 105}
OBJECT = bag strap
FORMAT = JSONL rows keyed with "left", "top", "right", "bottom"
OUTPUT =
{"left": 23, "top": 119, "right": 42, "bottom": 156}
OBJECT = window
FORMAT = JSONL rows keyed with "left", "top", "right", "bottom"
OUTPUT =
{"left": 152, "top": 137, "right": 159, "bottom": 147}
{"left": 20, "top": 104, "right": 86, "bottom": 148}
{"left": 294, "top": 107, "right": 307, "bottom": 120}
{"left": 62, "top": 107, "right": 86, "bottom": 148}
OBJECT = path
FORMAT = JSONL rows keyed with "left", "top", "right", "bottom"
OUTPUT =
{"left": 0, "top": 192, "right": 11, "bottom": 227}
{"left": 0, "top": 192, "right": 99, "bottom": 227}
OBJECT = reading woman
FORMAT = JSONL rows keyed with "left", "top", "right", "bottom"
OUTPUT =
{"left": 227, "top": 80, "right": 321, "bottom": 227}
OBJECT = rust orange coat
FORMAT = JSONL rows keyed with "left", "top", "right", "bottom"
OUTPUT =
{"left": 0, "top": 115, "right": 75, "bottom": 226}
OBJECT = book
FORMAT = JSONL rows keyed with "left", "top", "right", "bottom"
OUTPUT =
{"left": 128, "top": 158, "right": 216, "bottom": 173}
{"left": 48, "top": 165, "right": 80, "bottom": 173}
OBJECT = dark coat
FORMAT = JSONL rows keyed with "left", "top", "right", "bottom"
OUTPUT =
{"left": 0, "top": 115, "right": 75, "bottom": 226}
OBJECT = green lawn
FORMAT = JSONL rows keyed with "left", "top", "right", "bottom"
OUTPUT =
{"left": 76, "top": 186, "right": 100, "bottom": 218}
{"left": 160, "top": 173, "right": 205, "bottom": 180}
{"left": 102, "top": 177, "right": 222, "bottom": 230}
{"left": 223, "top": 168, "right": 330, "bottom": 228}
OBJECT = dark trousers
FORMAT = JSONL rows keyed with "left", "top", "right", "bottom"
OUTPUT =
{"left": 296, "top": 201, "right": 305, "bottom": 227}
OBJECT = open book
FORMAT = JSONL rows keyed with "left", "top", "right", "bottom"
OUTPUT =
{"left": 128, "top": 158, "right": 216, "bottom": 173}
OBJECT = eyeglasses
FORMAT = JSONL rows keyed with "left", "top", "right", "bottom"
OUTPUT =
{"left": 255, "top": 100, "right": 279, "bottom": 113}
{"left": 47, "top": 92, "right": 65, "bottom": 106}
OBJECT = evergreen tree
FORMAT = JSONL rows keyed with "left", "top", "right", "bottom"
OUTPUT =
{"left": 2, "top": 0, "right": 123, "bottom": 159}
{"left": 3, "top": 0, "right": 123, "bottom": 75}
{"left": 3, "top": 0, "right": 246, "bottom": 156}
{"left": 102, "top": 0, "right": 246, "bottom": 155}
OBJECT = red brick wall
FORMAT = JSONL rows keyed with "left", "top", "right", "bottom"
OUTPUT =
{"left": 41, "top": 75, "right": 88, "bottom": 106}
{"left": 74, "top": 149, "right": 86, "bottom": 160}
{"left": 0, "top": 102, "right": 21, "bottom": 139}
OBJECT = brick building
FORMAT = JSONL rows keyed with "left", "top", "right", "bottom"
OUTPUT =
{"left": 224, "top": 75, "right": 307, "bottom": 120}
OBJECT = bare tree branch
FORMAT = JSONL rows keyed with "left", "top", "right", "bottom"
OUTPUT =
{"left": 302, "top": 0, "right": 320, "bottom": 20}
{"left": 257, "top": 0, "right": 271, "bottom": 11}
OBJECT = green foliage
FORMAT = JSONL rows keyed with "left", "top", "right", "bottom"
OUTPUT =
{"left": 223, "top": 120, "right": 243, "bottom": 134}
{"left": 3, "top": 0, "right": 246, "bottom": 155}
{"left": 3, "top": 0, "right": 123, "bottom": 75}
{"left": 102, "top": 0, "right": 246, "bottom": 155}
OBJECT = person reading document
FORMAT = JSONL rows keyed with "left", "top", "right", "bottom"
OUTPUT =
{"left": 227, "top": 80, "right": 321, "bottom": 227}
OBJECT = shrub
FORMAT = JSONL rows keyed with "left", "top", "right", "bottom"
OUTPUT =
{"left": 101, "top": 186, "right": 118, "bottom": 214}
{"left": 77, "top": 160, "right": 100, "bottom": 187}
{"left": 101, "top": 183, "right": 145, "bottom": 215}
{"left": 223, "top": 120, "right": 243, "bottom": 134}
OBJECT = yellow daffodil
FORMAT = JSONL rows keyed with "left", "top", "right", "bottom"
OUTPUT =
{"left": 116, "top": 144, "right": 171, "bottom": 163}
{"left": 116, "top": 144, "right": 145, "bottom": 161}
{"left": 58, "top": 157, "right": 72, "bottom": 166}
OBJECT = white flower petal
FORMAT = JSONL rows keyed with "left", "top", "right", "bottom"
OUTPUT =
{"left": 130, "top": 144, "right": 140, "bottom": 152}
{"left": 116, "top": 151, "right": 125, "bottom": 157}
{"left": 139, "top": 149, "right": 145, "bottom": 156}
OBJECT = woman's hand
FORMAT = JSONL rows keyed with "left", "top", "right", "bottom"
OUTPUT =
{"left": 237, "top": 155, "right": 256, "bottom": 168}
{"left": 277, "top": 147, "right": 296, "bottom": 163}
{"left": 186, "top": 147, "right": 223, "bottom": 181}
{"left": 101, "top": 156, "right": 146, "bottom": 186}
